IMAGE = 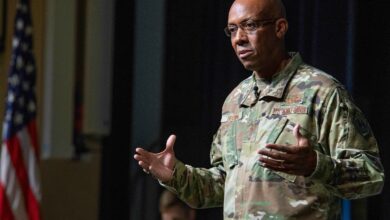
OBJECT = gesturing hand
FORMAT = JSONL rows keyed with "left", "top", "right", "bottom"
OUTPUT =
{"left": 133, "top": 135, "right": 177, "bottom": 182}
{"left": 258, "top": 124, "right": 317, "bottom": 176}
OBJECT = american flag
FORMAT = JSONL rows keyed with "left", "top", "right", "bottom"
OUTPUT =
{"left": 0, "top": 0, "right": 41, "bottom": 219}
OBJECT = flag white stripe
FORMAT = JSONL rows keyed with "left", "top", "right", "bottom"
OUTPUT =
{"left": 1, "top": 0, "right": 41, "bottom": 218}
{"left": 17, "top": 128, "right": 42, "bottom": 202}
{"left": 0, "top": 143, "right": 28, "bottom": 220}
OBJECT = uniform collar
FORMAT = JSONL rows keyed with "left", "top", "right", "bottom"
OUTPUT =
{"left": 240, "top": 52, "right": 303, "bottom": 107}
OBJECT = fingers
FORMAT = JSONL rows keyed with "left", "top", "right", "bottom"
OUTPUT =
{"left": 259, "top": 156, "right": 283, "bottom": 167}
{"left": 132, "top": 134, "right": 176, "bottom": 181}
{"left": 133, "top": 153, "right": 149, "bottom": 164}
{"left": 134, "top": 152, "right": 151, "bottom": 171}
{"left": 259, "top": 147, "right": 284, "bottom": 160}
{"left": 259, "top": 156, "right": 292, "bottom": 173}
{"left": 137, "top": 160, "right": 150, "bottom": 171}
{"left": 264, "top": 143, "right": 295, "bottom": 153}
{"left": 258, "top": 124, "right": 314, "bottom": 176}
{"left": 293, "top": 124, "right": 309, "bottom": 147}
{"left": 293, "top": 124, "right": 302, "bottom": 142}
{"left": 134, "top": 147, "right": 153, "bottom": 170}
{"left": 165, "top": 134, "right": 176, "bottom": 151}
{"left": 135, "top": 147, "right": 151, "bottom": 156}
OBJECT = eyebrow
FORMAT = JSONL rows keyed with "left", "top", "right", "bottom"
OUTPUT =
{"left": 228, "top": 17, "right": 258, "bottom": 26}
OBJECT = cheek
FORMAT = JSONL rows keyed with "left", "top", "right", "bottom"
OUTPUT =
{"left": 252, "top": 36, "right": 273, "bottom": 54}
{"left": 231, "top": 40, "right": 238, "bottom": 53}
{"left": 249, "top": 37, "right": 264, "bottom": 54}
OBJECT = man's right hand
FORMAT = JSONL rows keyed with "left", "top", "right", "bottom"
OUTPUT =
{"left": 133, "top": 135, "right": 177, "bottom": 182}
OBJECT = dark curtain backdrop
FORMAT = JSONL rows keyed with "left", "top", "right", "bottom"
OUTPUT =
{"left": 163, "top": 2, "right": 239, "bottom": 218}
{"left": 355, "top": 1, "right": 390, "bottom": 219}
{"left": 162, "top": 0, "right": 389, "bottom": 219}
{"left": 99, "top": 0, "right": 133, "bottom": 219}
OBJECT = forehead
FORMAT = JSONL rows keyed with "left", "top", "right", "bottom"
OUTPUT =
{"left": 228, "top": 0, "right": 268, "bottom": 24}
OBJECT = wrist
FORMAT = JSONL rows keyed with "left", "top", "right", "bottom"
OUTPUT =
{"left": 304, "top": 150, "right": 317, "bottom": 177}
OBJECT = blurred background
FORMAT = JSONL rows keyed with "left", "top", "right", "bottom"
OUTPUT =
{"left": 0, "top": 0, "right": 389, "bottom": 219}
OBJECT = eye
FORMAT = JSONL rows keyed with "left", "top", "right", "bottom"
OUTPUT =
{"left": 227, "top": 25, "right": 238, "bottom": 33}
{"left": 244, "top": 21, "right": 257, "bottom": 31}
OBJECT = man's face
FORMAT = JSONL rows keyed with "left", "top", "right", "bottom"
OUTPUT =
{"left": 227, "top": 0, "right": 284, "bottom": 72}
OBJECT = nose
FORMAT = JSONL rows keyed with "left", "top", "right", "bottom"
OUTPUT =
{"left": 232, "top": 28, "right": 248, "bottom": 45}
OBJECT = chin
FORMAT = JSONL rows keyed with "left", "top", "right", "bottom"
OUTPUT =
{"left": 243, "top": 66, "right": 254, "bottom": 71}
{"left": 240, "top": 62, "right": 256, "bottom": 71}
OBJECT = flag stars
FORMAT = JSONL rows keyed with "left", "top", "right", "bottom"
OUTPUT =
{"left": 3, "top": 0, "right": 38, "bottom": 141}
{"left": 2, "top": 122, "right": 9, "bottom": 137}
{"left": 22, "top": 43, "right": 29, "bottom": 52}
{"left": 13, "top": 38, "right": 20, "bottom": 48}
{"left": 26, "top": 64, "right": 34, "bottom": 74}
{"left": 23, "top": 82, "right": 30, "bottom": 91}
{"left": 28, "top": 101, "right": 36, "bottom": 113}
{"left": 7, "top": 92, "right": 15, "bottom": 104}
{"left": 18, "top": 97, "right": 25, "bottom": 106}
{"left": 17, "top": 19, "right": 24, "bottom": 30}
{"left": 14, "top": 113, "right": 24, "bottom": 125}
{"left": 16, "top": 56, "right": 24, "bottom": 70}
{"left": 5, "top": 111, "right": 12, "bottom": 121}
{"left": 21, "top": 5, "right": 28, "bottom": 13}
{"left": 10, "top": 75, "right": 20, "bottom": 86}
{"left": 2, "top": 2, "right": 41, "bottom": 216}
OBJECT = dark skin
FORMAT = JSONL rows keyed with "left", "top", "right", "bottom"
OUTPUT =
{"left": 258, "top": 124, "right": 316, "bottom": 176}
{"left": 134, "top": 135, "right": 176, "bottom": 182}
{"left": 228, "top": 0, "right": 288, "bottom": 79}
{"left": 133, "top": 0, "right": 317, "bottom": 181}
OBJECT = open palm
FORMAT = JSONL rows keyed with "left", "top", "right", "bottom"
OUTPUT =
{"left": 134, "top": 135, "right": 177, "bottom": 182}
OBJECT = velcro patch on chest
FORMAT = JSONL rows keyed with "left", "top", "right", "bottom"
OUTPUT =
{"left": 272, "top": 105, "right": 309, "bottom": 115}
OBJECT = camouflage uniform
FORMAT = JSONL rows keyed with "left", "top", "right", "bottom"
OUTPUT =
{"left": 161, "top": 53, "right": 384, "bottom": 219}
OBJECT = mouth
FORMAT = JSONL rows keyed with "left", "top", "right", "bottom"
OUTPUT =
{"left": 238, "top": 49, "right": 253, "bottom": 59}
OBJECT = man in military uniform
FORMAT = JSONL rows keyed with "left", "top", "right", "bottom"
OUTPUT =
{"left": 134, "top": 0, "right": 384, "bottom": 219}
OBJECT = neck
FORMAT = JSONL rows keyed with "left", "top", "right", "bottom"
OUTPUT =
{"left": 254, "top": 52, "right": 290, "bottom": 79}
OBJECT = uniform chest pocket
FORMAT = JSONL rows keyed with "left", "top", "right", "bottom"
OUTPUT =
{"left": 267, "top": 116, "right": 295, "bottom": 145}
{"left": 270, "top": 117, "right": 318, "bottom": 148}
{"left": 253, "top": 116, "right": 298, "bottom": 182}
{"left": 220, "top": 114, "right": 240, "bottom": 170}
{"left": 264, "top": 116, "right": 318, "bottom": 182}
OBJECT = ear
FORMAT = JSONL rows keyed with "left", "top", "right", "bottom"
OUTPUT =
{"left": 275, "top": 18, "right": 288, "bottom": 39}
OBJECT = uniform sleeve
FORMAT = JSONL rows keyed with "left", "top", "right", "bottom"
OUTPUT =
{"left": 308, "top": 86, "right": 384, "bottom": 199}
{"left": 159, "top": 129, "right": 226, "bottom": 208}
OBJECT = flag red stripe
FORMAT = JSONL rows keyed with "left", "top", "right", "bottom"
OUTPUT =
{"left": 2, "top": 0, "right": 41, "bottom": 218}
{"left": 26, "top": 186, "right": 40, "bottom": 220}
{"left": 0, "top": 183, "right": 15, "bottom": 220}
{"left": 5, "top": 137, "right": 40, "bottom": 220}
{"left": 27, "top": 120, "right": 39, "bottom": 160}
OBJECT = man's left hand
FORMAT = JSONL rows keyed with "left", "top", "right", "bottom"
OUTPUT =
{"left": 258, "top": 124, "right": 317, "bottom": 176}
